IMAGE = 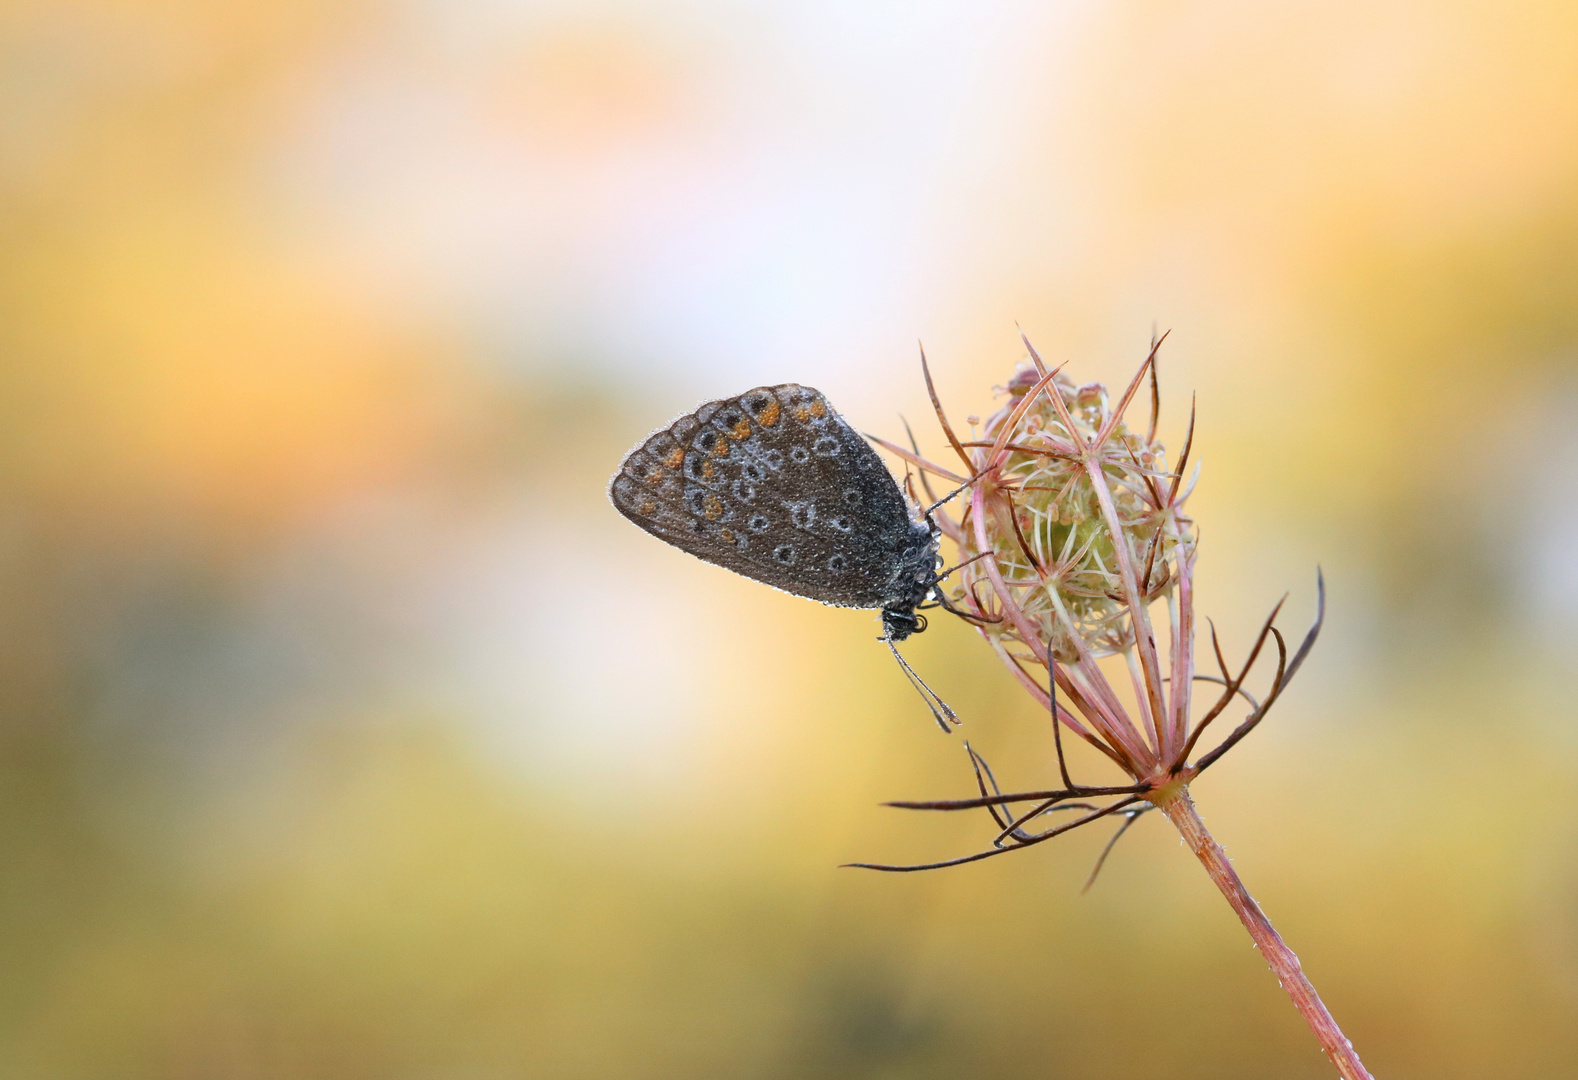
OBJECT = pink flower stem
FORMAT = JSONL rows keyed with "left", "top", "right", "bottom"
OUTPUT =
{"left": 1154, "top": 785, "right": 1375, "bottom": 1080}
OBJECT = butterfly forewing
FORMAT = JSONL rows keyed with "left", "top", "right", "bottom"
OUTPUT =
{"left": 610, "top": 384, "right": 926, "bottom": 609}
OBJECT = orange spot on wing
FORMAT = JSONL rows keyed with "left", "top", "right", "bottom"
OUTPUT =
{"left": 792, "top": 406, "right": 810, "bottom": 422}
{"left": 809, "top": 399, "right": 826, "bottom": 418}
{"left": 638, "top": 498, "right": 657, "bottom": 515}
{"left": 731, "top": 419, "right": 751, "bottom": 440}
{"left": 704, "top": 495, "right": 724, "bottom": 520}
{"left": 702, "top": 461, "right": 715, "bottom": 480}
{"left": 664, "top": 446, "right": 685, "bottom": 469}
{"left": 758, "top": 400, "right": 780, "bottom": 426}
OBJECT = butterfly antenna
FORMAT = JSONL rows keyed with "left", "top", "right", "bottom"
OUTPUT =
{"left": 884, "top": 634, "right": 959, "bottom": 732}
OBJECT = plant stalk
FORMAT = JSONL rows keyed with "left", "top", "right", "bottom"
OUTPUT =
{"left": 1154, "top": 786, "right": 1374, "bottom": 1080}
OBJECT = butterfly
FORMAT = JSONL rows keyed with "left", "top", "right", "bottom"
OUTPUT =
{"left": 608, "top": 383, "right": 941, "bottom": 641}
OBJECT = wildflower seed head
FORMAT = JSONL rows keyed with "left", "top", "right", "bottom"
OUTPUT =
{"left": 956, "top": 360, "right": 1195, "bottom": 662}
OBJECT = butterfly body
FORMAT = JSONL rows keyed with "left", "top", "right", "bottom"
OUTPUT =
{"left": 609, "top": 384, "right": 940, "bottom": 640}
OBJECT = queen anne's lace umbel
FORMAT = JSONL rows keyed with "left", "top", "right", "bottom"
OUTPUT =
{"left": 955, "top": 364, "right": 1195, "bottom": 664}
{"left": 854, "top": 336, "right": 1370, "bottom": 1080}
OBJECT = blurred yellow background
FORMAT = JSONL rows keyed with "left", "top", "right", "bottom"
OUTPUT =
{"left": 3, "top": 2, "right": 1577, "bottom": 1077}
